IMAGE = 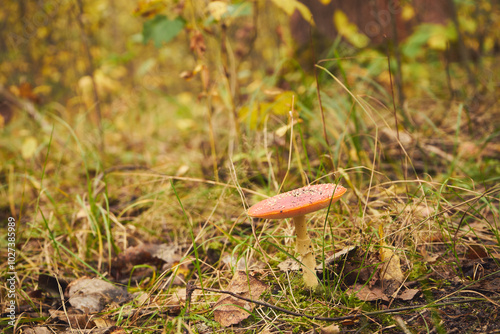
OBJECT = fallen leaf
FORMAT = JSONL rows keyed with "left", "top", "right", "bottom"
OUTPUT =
{"left": 419, "top": 246, "right": 439, "bottom": 263}
{"left": 132, "top": 291, "right": 150, "bottom": 307}
{"left": 475, "top": 276, "right": 500, "bottom": 291}
{"left": 23, "top": 327, "right": 52, "bottom": 334}
{"left": 379, "top": 245, "right": 404, "bottom": 283}
{"left": 195, "top": 323, "right": 212, "bottom": 334}
{"left": 340, "top": 319, "right": 356, "bottom": 326}
{"left": 347, "top": 284, "right": 389, "bottom": 302}
{"left": 171, "top": 287, "right": 202, "bottom": 305}
{"left": 190, "top": 30, "right": 206, "bottom": 57}
{"left": 27, "top": 289, "right": 43, "bottom": 299}
{"left": 465, "top": 245, "right": 488, "bottom": 259}
{"left": 49, "top": 309, "right": 93, "bottom": 328}
{"left": 93, "top": 317, "right": 115, "bottom": 327}
{"left": 111, "top": 243, "right": 181, "bottom": 278}
{"left": 214, "top": 271, "right": 269, "bottom": 327}
{"left": 325, "top": 245, "right": 357, "bottom": 264}
{"left": 341, "top": 250, "right": 379, "bottom": 287}
{"left": 66, "top": 278, "right": 129, "bottom": 313}
{"left": 259, "top": 328, "right": 273, "bottom": 334}
{"left": 317, "top": 245, "right": 358, "bottom": 271}
{"left": 22, "top": 136, "right": 38, "bottom": 159}
{"left": 38, "top": 274, "right": 69, "bottom": 297}
{"left": 18, "top": 82, "right": 41, "bottom": 104}
{"left": 61, "top": 327, "right": 126, "bottom": 334}
{"left": 321, "top": 323, "right": 340, "bottom": 334}
{"left": 398, "top": 288, "right": 420, "bottom": 301}
{"left": 277, "top": 257, "right": 300, "bottom": 272}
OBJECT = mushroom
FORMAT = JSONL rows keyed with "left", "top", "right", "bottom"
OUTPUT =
{"left": 247, "top": 183, "right": 347, "bottom": 288}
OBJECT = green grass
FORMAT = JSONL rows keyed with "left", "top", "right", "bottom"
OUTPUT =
{"left": 1, "top": 5, "right": 500, "bottom": 332}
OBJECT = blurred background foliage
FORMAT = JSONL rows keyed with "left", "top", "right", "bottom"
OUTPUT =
{"left": 1, "top": 4, "right": 500, "bottom": 332}
{"left": 0, "top": 0, "right": 499, "bottom": 237}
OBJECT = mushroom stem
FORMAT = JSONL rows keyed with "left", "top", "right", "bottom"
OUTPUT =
{"left": 293, "top": 215, "right": 318, "bottom": 288}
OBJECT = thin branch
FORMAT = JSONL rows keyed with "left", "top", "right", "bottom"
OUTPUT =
{"left": 193, "top": 286, "right": 500, "bottom": 322}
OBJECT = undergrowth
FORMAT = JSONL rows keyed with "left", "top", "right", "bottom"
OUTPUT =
{"left": 1, "top": 2, "right": 500, "bottom": 333}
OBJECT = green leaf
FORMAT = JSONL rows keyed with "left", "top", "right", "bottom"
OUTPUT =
{"left": 142, "top": 15, "right": 185, "bottom": 48}
{"left": 402, "top": 23, "right": 457, "bottom": 58}
{"left": 227, "top": 2, "right": 252, "bottom": 18}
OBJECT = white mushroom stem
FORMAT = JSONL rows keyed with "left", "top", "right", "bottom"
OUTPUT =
{"left": 293, "top": 215, "right": 318, "bottom": 288}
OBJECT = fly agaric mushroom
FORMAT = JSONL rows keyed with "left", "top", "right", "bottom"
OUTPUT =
{"left": 247, "top": 183, "right": 347, "bottom": 288}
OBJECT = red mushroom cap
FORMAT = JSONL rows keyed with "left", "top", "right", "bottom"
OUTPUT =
{"left": 247, "top": 183, "right": 347, "bottom": 219}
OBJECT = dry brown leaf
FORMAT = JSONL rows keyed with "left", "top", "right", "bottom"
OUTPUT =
{"left": 326, "top": 245, "right": 357, "bottom": 263}
{"left": 347, "top": 284, "right": 389, "bottom": 302}
{"left": 318, "top": 245, "right": 358, "bottom": 270}
{"left": 18, "top": 82, "right": 41, "bottom": 104}
{"left": 23, "top": 327, "right": 52, "bottom": 334}
{"left": 61, "top": 327, "right": 126, "bottom": 334}
{"left": 465, "top": 245, "right": 489, "bottom": 259}
{"left": 214, "top": 271, "right": 269, "bottom": 327}
{"left": 66, "top": 278, "right": 129, "bottom": 313}
{"left": 111, "top": 243, "right": 181, "bottom": 278}
{"left": 398, "top": 288, "right": 420, "bottom": 301}
{"left": 171, "top": 288, "right": 203, "bottom": 305}
{"left": 49, "top": 309, "right": 94, "bottom": 328}
{"left": 419, "top": 246, "right": 440, "bottom": 263}
{"left": 277, "top": 257, "right": 300, "bottom": 272}
{"left": 190, "top": 30, "right": 206, "bottom": 57}
{"left": 38, "top": 274, "right": 69, "bottom": 297}
{"left": 93, "top": 317, "right": 116, "bottom": 327}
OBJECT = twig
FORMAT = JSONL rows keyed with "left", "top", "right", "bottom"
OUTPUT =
{"left": 184, "top": 281, "right": 196, "bottom": 333}
{"left": 193, "top": 285, "right": 500, "bottom": 322}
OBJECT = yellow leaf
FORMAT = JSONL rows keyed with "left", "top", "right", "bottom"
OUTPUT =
{"left": 275, "top": 124, "right": 290, "bottom": 137}
{"left": 176, "top": 118, "right": 195, "bottom": 131}
{"left": 427, "top": 24, "right": 456, "bottom": 51}
{"left": 270, "top": 0, "right": 314, "bottom": 23}
{"left": 133, "top": 0, "right": 166, "bottom": 18}
{"left": 271, "top": 91, "right": 295, "bottom": 115}
{"left": 333, "top": 10, "right": 368, "bottom": 48}
{"left": 427, "top": 33, "right": 447, "bottom": 51}
{"left": 401, "top": 4, "right": 415, "bottom": 21}
{"left": 33, "top": 85, "right": 52, "bottom": 95}
{"left": 239, "top": 91, "right": 296, "bottom": 129}
{"left": 379, "top": 245, "right": 404, "bottom": 283}
{"left": 22, "top": 136, "right": 38, "bottom": 159}
{"left": 207, "top": 1, "right": 228, "bottom": 21}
